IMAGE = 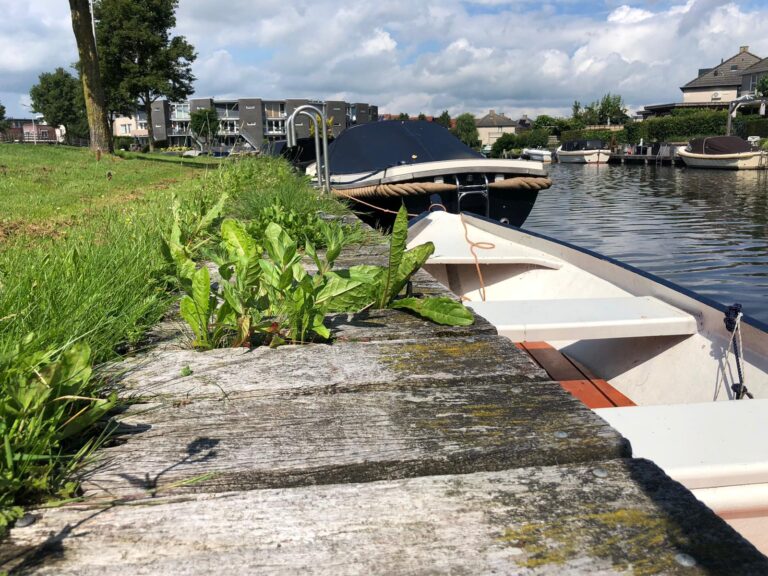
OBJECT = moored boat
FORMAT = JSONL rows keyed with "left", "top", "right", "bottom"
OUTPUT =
{"left": 407, "top": 210, "right": 768, "bottom": 552}
{"left": 556, "top": 139, "right": 611, "bottom": 164}
{"left": 677, "top": 135, "right": 767, "bottom": 170}
{"left": 325, "top": 121, "right": 552, "bottom": 230}
{"left": 522, "top": 147, "right": 552, "bottom": 163}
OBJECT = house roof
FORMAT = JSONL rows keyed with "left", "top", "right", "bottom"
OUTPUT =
{"left": 681, "top": 50, "right": 762, "bottom": 90}
{"left": 742, "top": 56, "right": 768, "bottom": 75}
{"left": 476, "top": 110, "right": 515, "bottom": 128}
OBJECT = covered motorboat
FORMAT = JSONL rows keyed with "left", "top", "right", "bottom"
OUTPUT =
{"left": 407, "top": 210, "right": 768, "bottom": 553}
{"left": 326, "top": 121, "right": 552, "bottom": 230}
{"left": 678, "top": 135, "right": 767, "bottom": 169}
{"left": 556, "top": 139, "right": 611, "bottom": 164}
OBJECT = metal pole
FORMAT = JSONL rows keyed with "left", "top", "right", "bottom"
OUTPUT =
{"left": 298, "top": 110, "right": 322, "bottom": 190}
{"left": 286, "top": 104, "right": 331, "bottom": 194}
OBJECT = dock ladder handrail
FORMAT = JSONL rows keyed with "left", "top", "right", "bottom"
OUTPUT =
{"left": 286, "top": 105, "right": 330, "bottom": 194}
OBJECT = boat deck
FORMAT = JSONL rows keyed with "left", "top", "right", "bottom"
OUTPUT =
{"left": 516, "top": 341, "right": 635, "bottom": 408}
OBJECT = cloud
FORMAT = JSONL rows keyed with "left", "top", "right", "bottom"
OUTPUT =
{"left": 2, "top": 0, "right": 768, "bottom": 120}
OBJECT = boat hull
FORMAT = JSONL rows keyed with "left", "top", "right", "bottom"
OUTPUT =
{"left": 331, "top": 158, "right": 548, "bottom": 231}
{"left": 678, "top": 149, "right": 767, "bottom": 169}
{"left": 556, "top": 148, "right": 611, "bottom": 164}
{"left": 522, "top": 148, "right": 552, "bottom": 163}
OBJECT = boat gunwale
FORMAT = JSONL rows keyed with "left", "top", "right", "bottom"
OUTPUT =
{"left": 330, "top": 159, "right": 548, "bottom": 188}
{"left": 408, "top": 210, "right": 768, "bottom": 335}
{"left": 677, "top": 149, "right": 766, "bottom": 160}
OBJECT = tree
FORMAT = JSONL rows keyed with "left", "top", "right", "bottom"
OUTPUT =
{"left": 597, "top": 93, "right": 629, "bottom": 125}
{"left": 69, "top": 0, "right": 112, "bottom": 152}
{"left": 757, "top": 76, "right": 768, "bottom": 98}
{"left": 397, "top": 112, "right": 410, "bottom": 120}
{"left": 190, "top": 108, "right": 219, "bottom": 150}
{"left": 95, "top": 0, "right": 196, "bottom": 152}
{"left": 0, "top": 101, "right": 7, "bottom": 137}
{"left": 453, "top": 113, "right": 479, "bottom": 147}
{"left": 436, "top": 110, "right": 452, "bottom": 129}
{"left": 417, "top": 113, "right": 427, "bottom": 121}
{"left": 30, "top": 67, "right": 90, "bottom": 142}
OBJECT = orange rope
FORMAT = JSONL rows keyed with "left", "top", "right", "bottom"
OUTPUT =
{"left": 460, "top": 213, "right": 495, "bottom": 302}
{"left": 333, "top": 189, "right": 419, "bottom": 217}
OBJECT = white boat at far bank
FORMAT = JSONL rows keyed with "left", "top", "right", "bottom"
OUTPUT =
{"left": 407, "top": 210, "right": 768, "bottom": 553}
{"left": 678, "top": 135, "right": 767, "bottom": 170}
{"left": 522, "top": 148, "right": 552, "bottom": 163}
{"left": 556, "top": 139, "right": 611, "bottom": 164}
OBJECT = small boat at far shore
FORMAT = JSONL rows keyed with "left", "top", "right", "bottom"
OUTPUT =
{"left": 407, "top": 210, "right": 768, "bottom": 554}
{"left": 677, "top": 135, "right": 767, "bottom": 170}
{"left": 522, "top": 148, "right": 552, "bottom": 163}
{"left": 556, "top": 139, "right": 611, "bottom": 164}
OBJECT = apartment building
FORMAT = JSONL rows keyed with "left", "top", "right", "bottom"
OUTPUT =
{"left": 113, "top": 97, "right": 378, "bottom": 148}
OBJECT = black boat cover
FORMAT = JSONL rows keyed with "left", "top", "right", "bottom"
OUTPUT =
{"left": 688, "top": 136, "right": 754, "bottom": 154}
{"left": 560, "top": 140, "right": 606, "bottom": 151}
{"left": 328, "top": 120, "right": 482, "bottom": 175}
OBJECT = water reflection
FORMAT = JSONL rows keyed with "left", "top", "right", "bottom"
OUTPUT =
{"left": 524, "top": 163, "right": 768, "bottom": 322}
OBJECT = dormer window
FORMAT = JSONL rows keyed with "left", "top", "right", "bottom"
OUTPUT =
{"left": 713, "top": 70, "right": 719, "bottom": 76}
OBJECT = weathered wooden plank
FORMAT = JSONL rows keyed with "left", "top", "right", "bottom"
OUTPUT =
{"left": 7, "top": 460, "right": 767, "bottom": 575}
{"left": 328, "top": 308, "right": 496, "bottom": 342}
{"left": 82, "top": 375, "right": 628, "bottom": 498}
{"left": 111, "top": 335, "right": 546, "bottom": 400}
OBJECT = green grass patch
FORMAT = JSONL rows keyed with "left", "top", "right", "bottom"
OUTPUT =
{"left": 0, "top": 144, "right": 206, "bottom": 229}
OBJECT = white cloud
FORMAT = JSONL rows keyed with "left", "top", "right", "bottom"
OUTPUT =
{"left": 2, "top": 0, "right": 768, "bottom": 121}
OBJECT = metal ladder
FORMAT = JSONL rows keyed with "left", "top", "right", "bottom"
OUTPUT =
{"left": 455, "top": 174, "right": 490, "bottom": 217}
{"left": 286, "top": 105, "right": 330, "bottom": 194}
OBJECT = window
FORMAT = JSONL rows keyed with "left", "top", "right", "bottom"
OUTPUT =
{"left": 266, "top": 119, "right": 285, "bottom": 134}
{"left": 731, "top": 64, "right": 738, "bottom": 71}
{"left": 40, "top": 130, "right": 49, "bottom": 139}
{"left": 120, "top": 124, "right": 131, "bottom": 135}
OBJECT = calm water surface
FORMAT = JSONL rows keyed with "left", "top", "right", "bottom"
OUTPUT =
{"left": 523, "top": 163, "right": 768, "bottom": 323}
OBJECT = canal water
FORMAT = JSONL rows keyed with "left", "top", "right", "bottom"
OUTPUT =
{"left": 523, "top": 163, "right": 768, "bottom": 324}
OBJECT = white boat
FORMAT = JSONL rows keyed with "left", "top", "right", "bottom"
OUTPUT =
{"left": 407, "top": 210, "right": 768, "bottom": 553}
{"left": 556, "top": 139, "right": 611, "bottom": 164}
{"left": 325, "top": 121, "right": 552, "bottom": 230}
{"left": 522, "top": 148, "right": 552, "bottom": 163}
{"left": 678, "top": 136, "right": 767, "bottom": 170}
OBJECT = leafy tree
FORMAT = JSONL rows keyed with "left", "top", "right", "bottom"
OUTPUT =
{"left": 436, "top": 110, "right": 451, "bottom": 129}
{"left": 397, "top": 112, "right": 410, "bottom": 120}
{"left": 30, "top": 67, "right": 90, "bottom": 142}
{"left": 453, "top": 113, "right": 479, "bottom": 147}
{"left": 417, "top": 113, "right": 427, "bottom": 121}
{"left": 0, "top": 100, "right": 7, "bottom": 136}
{"left": 68, "top": 0, "right": 112, "bottom": 152}
{"left": 571, "top": 101, "right": 582, "bottom": 119}
{"left": 757, "top": 76, "right": 768, "bottom": 97}
{"left": 597, "top": 93, "right": 629, "bottom": 125}
{"left": 94, "top": 0, "right": 196, "bottom": 152}
{"left": 190, "top": 108, "right": 219, "bottom": 150}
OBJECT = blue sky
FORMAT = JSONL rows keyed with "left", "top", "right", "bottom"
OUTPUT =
{"left": 2, "top": 0, "right": 768, "bottom": 120}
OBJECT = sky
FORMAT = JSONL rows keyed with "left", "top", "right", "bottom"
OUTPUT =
{"left": 2, "top": 0, "right": 768, "bottom": 120}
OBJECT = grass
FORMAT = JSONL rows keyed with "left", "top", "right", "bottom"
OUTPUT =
{"left": 0, "top": 144, "right": 207, "bottom": 233}
{"left": 0, "top": 145, "right": 364, "bottom": 532}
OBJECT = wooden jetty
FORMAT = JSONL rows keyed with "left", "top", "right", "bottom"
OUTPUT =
{"left": 2, "top": 234, "right": 767, "bottom": 574}
{"left": 609, "top": 144, "right": 683, "bottom": 167}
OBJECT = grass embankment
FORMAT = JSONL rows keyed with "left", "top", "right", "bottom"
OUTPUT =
{"left": 0, "top": 145, "right": 352, "bottom": 531}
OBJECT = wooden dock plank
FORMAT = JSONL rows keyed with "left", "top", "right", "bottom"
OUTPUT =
{"left": 81, "top": 374, "right": 629, "bottom": 498}
{"left": 7, "top": 460, "right": 767, "bottom": 575}
{"left": 110, "top": 335, "right": 544, "bottom": 400}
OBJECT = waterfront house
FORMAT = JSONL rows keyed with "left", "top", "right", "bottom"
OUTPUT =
{"left": 641, "top": 46, "right": 761, "bottom": 118}
{"left": 476, "top": 110, "right": 517, "bottom": 147}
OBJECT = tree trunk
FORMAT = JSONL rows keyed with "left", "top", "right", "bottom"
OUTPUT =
{"left": 69, "top": 0, "right": 112, "bottom": 153}
{"left": 144, "top": 97, "right": 155, "bottom": 153}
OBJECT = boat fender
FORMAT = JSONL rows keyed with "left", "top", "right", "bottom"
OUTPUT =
{"left": 724, "top": 304, "right": 753, "bottom": 400}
